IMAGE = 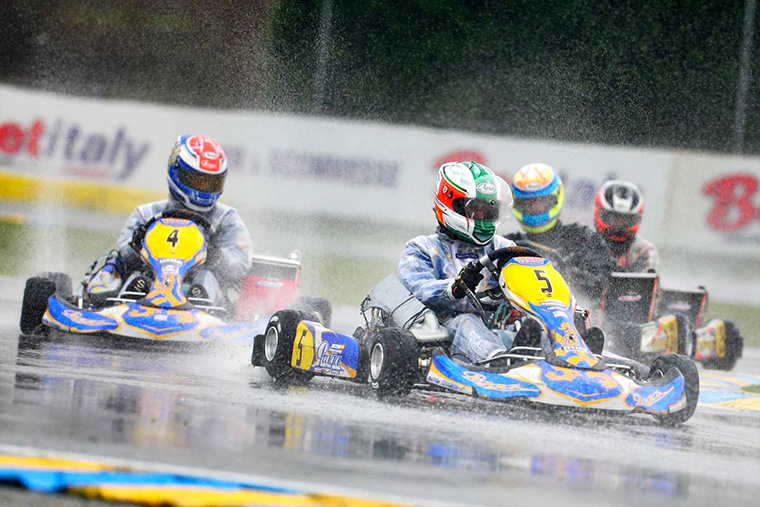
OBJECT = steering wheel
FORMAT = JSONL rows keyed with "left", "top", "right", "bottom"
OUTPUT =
{"left": 473, "top": 246, "right": 544, "bottom": 279}
{"left": 455, "top": 247, "right": 543, "bottom": 325}
{"left": 130, "top": 209, "right": 216, "bottom": 253}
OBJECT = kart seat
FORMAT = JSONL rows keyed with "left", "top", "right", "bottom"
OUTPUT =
{"left": 365, "top": 275, "right": 450, "bottom": 343}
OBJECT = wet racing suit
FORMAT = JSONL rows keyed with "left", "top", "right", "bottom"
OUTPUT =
{"left": 398, "top": 228, "right": 516, "bottom": 363}
{"left": 115, "top": 195, "right": 252, "bottom": 304}
{"left": 505, "top": 221, "right": 614, "bottom": 309}
{"left": 607, "top": 236, "right": 660, "bottom": 274}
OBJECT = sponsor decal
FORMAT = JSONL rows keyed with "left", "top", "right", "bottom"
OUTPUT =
{"left": 461, "top": 371, "right": 527, "bottom": 392}
{"left": 455, "top": 252, "right": 478, "bottom": 260}
{"left": 476, "top": 182, "right": 496, "bottom": 194}
{"left": 62, "top": 309, "right": 108, "bottom": 327}
{"left": 269, "top": 150, "right": 399, "bottom": 188}
{"left": 618, "top": 294, "right": 642, "bottom": 302}
{"left": 631, "top": 387, "right": 674, "bottom": 407}
{"left": 702, "top": 173, "right": 759, "bottom": 233}
{"left": 0, "top": 117, "right": 150, "bottom": 180}
{"left": 315, "top": 340, "right": 345, "bottom": 376}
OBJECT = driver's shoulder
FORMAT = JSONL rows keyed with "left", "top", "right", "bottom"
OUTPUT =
{"left": 491, "top": 235, "right": 516, "bottom": 249}
{"left": 135, "top": 200, "right": 169, "bottom": 220}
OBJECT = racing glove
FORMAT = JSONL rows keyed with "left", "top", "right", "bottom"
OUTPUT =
{"left": 451, "top": 262, "right": 484, "bottom": 299}
{"left": 129, "top": 223, "right": 149, "bottom": 253}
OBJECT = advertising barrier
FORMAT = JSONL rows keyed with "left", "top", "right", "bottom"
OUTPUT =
{"left": 1, "top": 84, "right": 758, "bottom": 262}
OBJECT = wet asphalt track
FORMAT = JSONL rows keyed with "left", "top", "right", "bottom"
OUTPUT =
{"left": 0, "top": 282, "right": 759, "bottom": 507}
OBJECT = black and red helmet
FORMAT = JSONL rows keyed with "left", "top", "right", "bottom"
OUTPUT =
{"left": 594, "top": 180, "right": 643, "bottom": 243}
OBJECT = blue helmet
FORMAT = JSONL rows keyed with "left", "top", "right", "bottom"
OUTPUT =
{"left": 167, "top": 135, "right": 227, "bottom": 211}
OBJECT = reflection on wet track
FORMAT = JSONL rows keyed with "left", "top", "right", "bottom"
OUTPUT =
{"left": 1, "top": 325, "right": 759, "bottom": 506}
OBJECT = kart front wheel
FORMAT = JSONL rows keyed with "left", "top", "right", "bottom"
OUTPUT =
{"left": 20, "top": 277, "right": 57, "bottom": 335}
{"left": 649, "top": 354, "right": 699, "bottom": 425}
{"left": 368, "top": 328, "right": 419, "bottom": 397}
{"left": 261, "top": 309, "right": 315, "bottom": 385}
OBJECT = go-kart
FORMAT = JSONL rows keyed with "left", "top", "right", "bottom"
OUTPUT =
{"left": 252, "top": 247, "right": 699, "bottom": 425}
{"left": 19, "top": 209, "right": 330, "bottom": 345}
{"left": 599, "top": 272, "right": 744, "bottom": 371}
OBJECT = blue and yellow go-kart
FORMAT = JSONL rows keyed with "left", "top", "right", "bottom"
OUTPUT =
{"left": 253, "top": 247, "right": 700, "bottom": 425}
{"left": 20, "top": 210, "right": 264, "bottom": 345}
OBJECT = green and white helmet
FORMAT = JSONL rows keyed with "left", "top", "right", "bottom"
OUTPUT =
{"left": 434, "top": 161, "right": 512, "bottom": 245}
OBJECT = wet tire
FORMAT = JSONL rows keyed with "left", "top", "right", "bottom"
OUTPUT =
{"left": 649, "top": 354, "right": 699, "bottom": 425}
{"left": 292, "top": 296, "right": 332, "bottom": 328}
{"left": 20, "top": 277, "right": 56, "bottom": 335}
{"left": 702, "top": 320, "right": 743, "bottom": 371}
{"left": 673, "top": 313, "right": 691, "bottom": 356}
{"left": 367, "top": 327, "right": 419, "bottom": 397}
{"left": 36, "top": 271, "right": 73, "bottom": 299}
{"left": 261, "top": 309, "right": 315, "bottom": 385}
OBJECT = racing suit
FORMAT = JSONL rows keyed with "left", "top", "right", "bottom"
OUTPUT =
{"left": 607, "top": 236, "right": 660, "bottom": 273}
{"left": 505, "top": 221, "right": 614, "bottom": 308}
{"left": 113, "top": 195, "right": 252, "bottom": 304}
{"left": 398, "top": 228, "right": 516, "bottom": 363}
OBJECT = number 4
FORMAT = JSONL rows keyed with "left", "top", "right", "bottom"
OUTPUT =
{"left": 166, "top": 229, "right": 179, "bottom": 248}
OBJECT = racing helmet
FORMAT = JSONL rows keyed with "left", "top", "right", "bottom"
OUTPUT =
{"left": 511, "top": 163, "right": 564, "bottom": 233}
{"left": 434, "top": 161, "right": 512, "bottom": 245}
{"left": 167, "top": 135, "right": 227, "bottom": 212}
{"left": 594, "top": 180, "right": 643, "bottom": 243}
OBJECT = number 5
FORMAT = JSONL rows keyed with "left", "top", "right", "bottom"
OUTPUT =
{"left": 534, "top": 269, "right": 553, "bottom": 295}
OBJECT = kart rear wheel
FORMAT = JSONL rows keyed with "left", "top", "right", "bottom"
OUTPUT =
{"left": 702, "top": 320, "right": 743, "bottom": 371}
{"left": 292, "top": 297, "right": 332, "bottom": 328}
{"left": 649, "top": 354, "right": 699, "bottom": 425}
{"left": 20, "top": 277, "right": 57, "bottom": 335}
{"left": 368, "top": 327, "right": 419, "bottom": 397}
{"left": 261, "top": 309, "right": 315, "bottom": 385}
{"left": 673, "top": 313, "right": 691, "bottom": 356}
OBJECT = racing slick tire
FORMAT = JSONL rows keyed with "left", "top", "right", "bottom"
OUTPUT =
{"left": 367, "top": 327, "right": 419, "bottom": 397}
{"left": 19, "top": 277, "right": 57, "bottom": 335}
{"left": 649, "top": 354, "right": 700, "bottom": 425}
{"left": 292, "top": 297, "right": 332, "bottom": 328}
{"left": 701, "top": 320, "right": 743, "bottom": 371}
{"left": 261, "top": 309, "right": 315, "bottom": 385}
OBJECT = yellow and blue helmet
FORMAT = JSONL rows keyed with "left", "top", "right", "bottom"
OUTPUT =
{"left": 511, "top": 163, "right": 564, "bottom": 234}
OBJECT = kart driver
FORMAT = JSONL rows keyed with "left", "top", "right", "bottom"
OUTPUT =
{"left": 398, "top": 161, "right": 538, "bottom": 364}
{"left": 87, "top": 134, "right": 252, "bottom": 306}
{"left": 504, "top": 163, "right": 614, "bottom": 308}
{"left": 593, "top": 179, "right": 743, "bottom": 360}
{"left": 594, "top": 180, "right": 659, "bottom": 273}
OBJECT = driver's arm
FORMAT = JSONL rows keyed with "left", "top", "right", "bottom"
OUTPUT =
{"left": 205, "top": 208, "right": 253, "bottom": 288}
{"left": 116, "top": 204, "right": 156, "bottom": 274}
{"left": 398, "top": 237, "right": 462, "bottom": 314}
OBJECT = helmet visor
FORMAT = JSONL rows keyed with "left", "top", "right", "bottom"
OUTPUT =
{"left": 599, "top": 209, "right": 640, "bottom": 230}
{"left": 513, "top": 195, "right": 558, "bottom": 216}
{"left": 177, "top": 168, "right": 226, "bottom": 193}
{"left": 464, "top": 197, "right": 501, "bottom": 222}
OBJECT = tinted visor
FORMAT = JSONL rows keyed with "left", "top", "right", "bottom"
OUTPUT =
{"left": 599, "top": 208, "right": 640, "bottom": 229}
{"left": 513, "top": 195, "right": 558, "bottom": 215}
{"left": 177, "top": 168, "right": 226, "bottom": 193}
{"left": 464, "top": 197, "right": 500, "bottom": 221}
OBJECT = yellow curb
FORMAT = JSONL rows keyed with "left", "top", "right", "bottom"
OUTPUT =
{"left": 73, "top": 485, "right": 408, "bottom": 507}
{"left": 0, "top": 455, "right": 115, "bottom": 472}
